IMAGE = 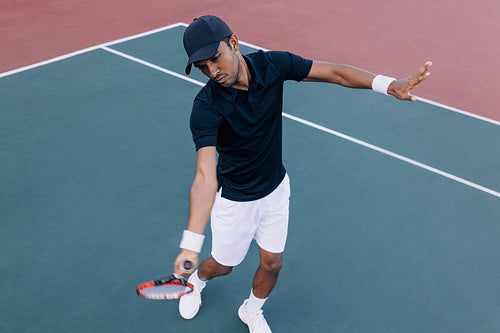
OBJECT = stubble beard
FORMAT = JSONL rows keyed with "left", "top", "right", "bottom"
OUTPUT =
{"left": 220, "top": 53, "right": 240, "bottom": 88}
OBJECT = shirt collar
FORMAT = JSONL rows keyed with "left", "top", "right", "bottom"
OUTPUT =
{"left": 217, "top": 54, "right": 264, "bottom": 102}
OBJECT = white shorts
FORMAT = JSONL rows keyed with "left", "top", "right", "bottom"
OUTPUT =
{"left": 210, "top": 174, "right": 290, "bottom": 267}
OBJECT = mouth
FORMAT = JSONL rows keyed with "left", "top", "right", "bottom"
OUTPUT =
{"left": 216, "top": 74, "right": 227, "bottom": 84}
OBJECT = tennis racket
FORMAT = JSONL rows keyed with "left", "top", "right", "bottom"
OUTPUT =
{"left": 136, "top": 260, "right": 194, "bottom": 300}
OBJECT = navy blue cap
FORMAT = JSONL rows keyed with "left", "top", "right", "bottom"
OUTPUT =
{"left": 183, "top": 15, "right": 233, "bottom": 75}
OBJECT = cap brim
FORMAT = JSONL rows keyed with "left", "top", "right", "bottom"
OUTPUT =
{"left": 185, "top": 41, "right": 220, "bottom": 75}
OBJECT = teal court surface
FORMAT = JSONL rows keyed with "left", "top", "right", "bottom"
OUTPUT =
{"left": 1, "top": 23, "right": 500, "bottom": 333}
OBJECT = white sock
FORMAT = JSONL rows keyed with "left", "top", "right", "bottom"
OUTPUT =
{"left": 246, "top": 289, "right": 267, "bottom": 314}
{"left": 188, "top": 269, "right": 206, "bottom": 290}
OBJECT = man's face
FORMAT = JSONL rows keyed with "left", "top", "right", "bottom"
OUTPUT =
{"left": 194, "top": 39, "right": 240, "bottom": 88}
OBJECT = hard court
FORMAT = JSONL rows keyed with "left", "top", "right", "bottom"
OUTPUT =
{"left": 1, "top": 23, "right": 500, "bottom": 333}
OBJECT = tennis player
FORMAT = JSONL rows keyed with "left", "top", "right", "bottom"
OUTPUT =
{"left": 174, "top": 15, "right": 431, "bottom": 332}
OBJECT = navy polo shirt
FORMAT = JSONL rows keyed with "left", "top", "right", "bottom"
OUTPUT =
{"left": 190, "top": 50, "right": 313, "bottom": 201}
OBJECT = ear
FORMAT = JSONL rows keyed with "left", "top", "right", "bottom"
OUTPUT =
{"left": 229, "top": 34, "right": 240, "bottom": 52}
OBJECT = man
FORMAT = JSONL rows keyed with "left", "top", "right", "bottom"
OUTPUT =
{"left": 174, "top": 15, "right": 431, "bottom": 332}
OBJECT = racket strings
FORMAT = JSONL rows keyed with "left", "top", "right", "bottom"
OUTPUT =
{"left": 137, "top": 275, "right": 194, "bottom": 300}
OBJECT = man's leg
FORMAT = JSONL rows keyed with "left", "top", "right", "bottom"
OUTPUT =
{"left": 251, "top": 174, "right": 289, "bottom": 299}
{"left": 238, "top": 175, "right": 289, "bottom": 331}
{"left": 252, "top": 248, "right": 283, "bottom": 298}
{"left": 238, "top": 248, "right": 282, "bottom": 332}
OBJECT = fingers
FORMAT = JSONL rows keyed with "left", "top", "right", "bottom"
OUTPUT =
{"left": 174, "top": 250, "right": 199, "bottom": 277}
{"left": 180, "top": 259, "right": 196, "bottom": 275}
{"left": 410, "top": 61, "right": 432, "bottom": 86}
{"left": 405, "top": 61, "right": 432, "bottom": 99}
{"left": 387, "top": 61, "right": 431, "bottom": 102}
{"left": 412, "top": 61, "right": 432, "bottom": 79}
{"left": 413, "top": 70, "right": 431, "bottom": 86}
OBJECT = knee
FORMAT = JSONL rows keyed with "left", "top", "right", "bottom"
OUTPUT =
{"left": 260, "top": 255, "right": 283, "bottom": 273}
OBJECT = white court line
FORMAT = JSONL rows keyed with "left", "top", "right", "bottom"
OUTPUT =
{"left": 1, "top": 21, "right": 498, "bottom": 127}
{"left": 101, "top": 46, "right": 204, "bottom": 87}
{"left": 238, "top": 39, "right": 500, "bottom": 128}
{"left": 100, "top": 46, "right": 500, "bottom": 199}
{"left": 415, "top": 96, "right": 500, "bottom": 126}
{"left": 282, "top": 113, "right": 500, "bottom": 198}
{"left": 1, "top": 21, "right": 499, "bottom": 197}
{"left": 0, "top": 22, "right": 186, "bottom": 79}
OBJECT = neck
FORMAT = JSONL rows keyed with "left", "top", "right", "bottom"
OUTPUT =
{"left": 231, "top": 54, "right": 251, "bottom": 91}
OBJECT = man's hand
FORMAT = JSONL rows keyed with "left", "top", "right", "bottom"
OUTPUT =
{"left": 388, "top": 61, "right": 432, "bottom": 101}
{"left": 174, "top": 249, "right": 198, "bottom": 277}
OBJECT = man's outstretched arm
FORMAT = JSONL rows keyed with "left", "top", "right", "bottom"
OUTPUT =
{"left": 304, "top": 61, "right": 432, "bottom": 101}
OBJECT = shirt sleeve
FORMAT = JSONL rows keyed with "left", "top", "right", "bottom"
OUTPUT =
{"left": 265, "top": 51, "right": 313, "bottom": 82}
{"left": 189, "top": 98, "right": 220, "bottom": 151}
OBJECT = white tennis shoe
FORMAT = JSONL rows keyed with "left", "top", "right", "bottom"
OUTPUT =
{"left": 178, "top": 280, "right": 202, "bottom": 319}
{"left": 238, "top": 299, "right": 272, "bottom": 333}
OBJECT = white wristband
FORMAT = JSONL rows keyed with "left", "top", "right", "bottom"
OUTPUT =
{"left": 179, "top": 230, "right": 205, "bottom": 253}
{"left": 372, "top": 75, "right": 396, "bottom": 95}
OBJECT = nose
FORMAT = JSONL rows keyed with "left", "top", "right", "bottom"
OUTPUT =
{"left": 206, "top": 63, "right": 219, "bottom": 79}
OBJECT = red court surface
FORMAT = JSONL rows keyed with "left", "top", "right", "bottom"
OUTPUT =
{"left": 1, "top": 0, "right": 499, "bottom": 121}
